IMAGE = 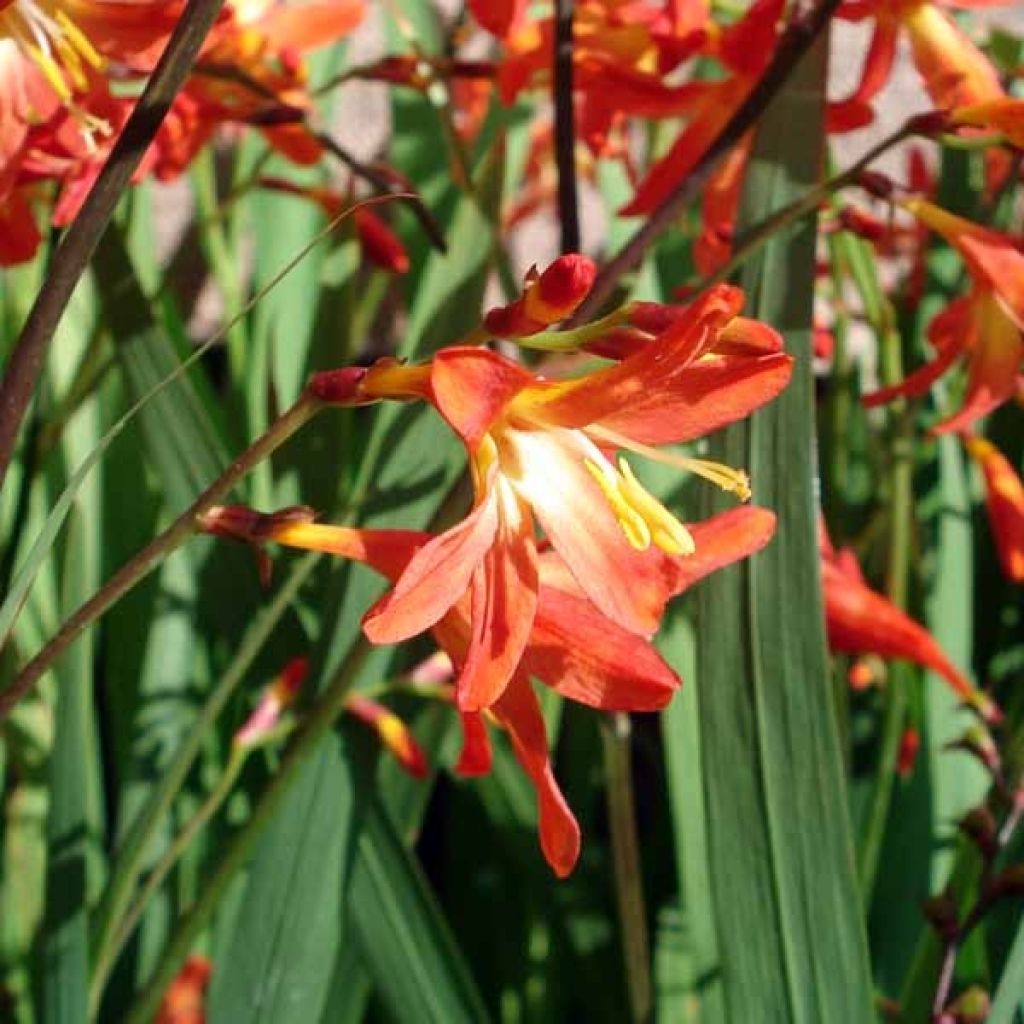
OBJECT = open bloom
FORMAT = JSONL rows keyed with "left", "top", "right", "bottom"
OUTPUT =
{"left": 620, "top": 0, "right": 783, "bottom": 216}
{"left": 964, "top": 435, "right": 1024, "bottom": 583}
{"left": 0, "top": 0, "right": 183, "bottom": 162}
{"left": 862, "top": 198, "right": 1024, "bottom": 433}
{"left": 821, "top": 528, "right": 999, "bottom": 722}
{"left": 341, "top": 278, "right": 791, "bottom": 713}
{"left": 201, "top": 502, "right": 776, "bottom": 875}
{"left": 829, "top": 0, "right": 1004, "bottom": 133}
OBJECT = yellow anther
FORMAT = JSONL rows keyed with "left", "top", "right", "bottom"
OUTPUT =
{"left": 585, "top": 459, "right": 652, "bottom": 551}
{"left": 24, "top": 41, "right": 73, "bottom": 101}
{"left": 616, "top": 458, "right": 696, "bottom": 556}
{"left": 676, "top": 455, "right": 752, "bottom": 502}
{"left": 586, "top": 424, "right": 753, "bottom": 503}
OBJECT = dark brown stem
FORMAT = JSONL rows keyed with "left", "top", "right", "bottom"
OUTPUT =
{"left": 554, "top": 0, "right": 580, "bottom": 254}
{"left": 0, "top": 0, "right": 227, "bottom": 493}
{"left": 570, "top": 0, "right": 843, "bottom": 322}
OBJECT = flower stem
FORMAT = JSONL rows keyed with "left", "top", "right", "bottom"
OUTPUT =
{"left": 0, "top": 394, "right": 321, "bottom": 720}
{"left": 554, "top": 0, "right": 580, "bottom": 254}
{"left": 601, "top": 713, "right": 652, "bottom": 1024}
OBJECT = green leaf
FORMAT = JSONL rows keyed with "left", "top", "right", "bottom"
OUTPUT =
{"left": 694, "top": 38, "right": 876, "bottom": 1022}
{"left": 989, "top": 919, "right": 1024, "bottom": 1024}
{"left": 348, "top": 799, "right": 489, "bottom": 1024}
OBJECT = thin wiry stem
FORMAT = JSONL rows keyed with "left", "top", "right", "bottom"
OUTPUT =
{"left": 554, "top": 0, "right": 580, "bottom": 254}
{"left": 0, "top": 0, "right": 228, "bottom": 493}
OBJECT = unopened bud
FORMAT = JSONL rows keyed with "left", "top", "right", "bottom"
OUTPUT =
{"left": 906, "top": 109, "right": 952, "bottom": 137}
{"left": 959, "top": 806, "right": 997, "bottom": 860}
{"left": 896, "top": 727, "right": 920, "bottom": 778}
{"left": 485, "top": 255, "right": 596, "bottom": 337}
{"left": 946, "top": 725, "right": 1001, "bottom": 779}
{"left": 307, "top": 367, "right": 373, "bottom": 404}
{"left": 155, "top": 955, "right": 212, "bottom": 1024}
{"left": 948, "top": 985, "right": 990, "bottom": 1024}
{"left": 345, "top": 695, "right": 428, "bottom": 778}
{"left": 838, "top": 206, "right": 888, "bottom": 242}
{"left": 235, "top": 658, "right": 308, "bottom": 748}
{"left": 922, "top": 891, "right": 959, "bottom": 938}
{"left": 855, "top": 170, "right": 895, "bottom": 200}
{"left": 354, "top": 209, "right": 410, "bottom": 274}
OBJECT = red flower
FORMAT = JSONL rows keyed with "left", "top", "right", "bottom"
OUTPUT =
{"left": 862, "top": 199, "right": 1024, "bottom": 433}
{"left": 343, "top": 280, "right": 790, "bottom": 713}
{"left": 821, "top": 529, "right": 999, "bottom": 722}
{"left": 202, "top": 502, "right": 776, "bottom": 876}
{"left": 964, "top": 435, "right": 1024, "bottom": 584}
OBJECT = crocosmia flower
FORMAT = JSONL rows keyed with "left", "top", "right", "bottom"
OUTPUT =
{"left": 821, "top": 527, "right": 999, "bottom": 722}
{"left": 964, "top": 435, "right": 1024, "bottom": 583}
{"left": 200, "top": 502, "right": 777, "bottom": 876}
{"left": 863, "top": 198, "right": 1024, "bottom": 433}
{"left": 345, "top": 279, "right": 791, "bottom": 712}
{"left": 829, "top": 0, "right": 1005, "bottom": 132}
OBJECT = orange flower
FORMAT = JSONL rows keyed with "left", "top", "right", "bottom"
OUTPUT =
{"left": 148, "top": 0, "right": 365, "bottom": 177}
{"left": 201, "top": 502, "right": 776, "bottom": 875}
{"left": 338, "top": 280, "right": 790, "bottom": 713}
{"left": 155, "top": 955, "right": 211, "bottom": 1024}
{"left": 863, "top": 198, "right": 1024, "bottom": 433}
{"left": 964, "top": 435, "right": 1024, "bottom": 583}
{"left": 821, "top": 530, "right": 999, "bottom": 722}
{"left": 620, "top": 0, "right": 783, "bottom": 215}
{"left": 0, "top": 0, "right": 184, "bottom": 158}
{"left": 829, "top": 0, "right": 1004, "bottom": 133}
{"left": 497, "top": 0, "right": 710, "bottom": 154}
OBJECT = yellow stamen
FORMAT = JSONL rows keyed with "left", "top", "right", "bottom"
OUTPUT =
{"left": 585, "top": 456, "right": 697, "bottom": 556}
{"left": 585, "top": 458, "right": 652, "bottom": 551}
{"left": 587, "top": 424, "right": 752, "bottom": 502}
{"left": 616, "top": 458, "right": 696, "bottom": 556}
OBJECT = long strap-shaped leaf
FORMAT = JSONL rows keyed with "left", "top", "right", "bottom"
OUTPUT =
{"left": 695, "top": 37, "right": 877, "bottom": 1022}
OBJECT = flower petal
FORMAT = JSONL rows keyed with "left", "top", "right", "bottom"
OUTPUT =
{"left": 502, "top": 427, "right": 675, "bottom": 635}
{"left": 457, "top": 483, "right": 539, "bottom": 711}
{"left": 363, "top": 487, "right": 499, "bottom": 643}
{"left": 493, "top": 674, "right": 581, "bottom": 877}
{"left": 591, "top": 352, "right": 793, "bottom": 446}
{"left": 525, "top": 560, "right": 681, "bottom": 710}
{"left": 666, "top": 506, "right": 777, "bottom": 595}
{"left": 431, "top": 347, "right": 534, "bottom": 449}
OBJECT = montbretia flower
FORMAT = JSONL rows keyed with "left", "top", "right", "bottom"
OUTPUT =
{"left": 0, "top": 0, "right": 182, "bottom": 159}
{"left": 821, "top": 529, "right": 999, "bottom": 723}
{"left": 343, "top": 281, "right": 791, "bottom": 712}
{"left": 200, "top": 502, "right": 776, "bottom": 875}
{"left": 863, "top": 198, "right": 1024, "bottom": 433}
{"left": 155, "top": 955, "right": 211, "bottom": 1024}
{"left": 146, "top": 0, "right": 365, "bottom": 178}
{"left": 829, "top": 0, "right": 1004, "bottom": 133}
{"left": 948, "top": 97, "right": 1024, "bottom": 148}
{"left": 964, "top": 435, "right": 1024, "bottom": 584}
{"left": 621, "top": 0, "right": 783, "bottom": 216}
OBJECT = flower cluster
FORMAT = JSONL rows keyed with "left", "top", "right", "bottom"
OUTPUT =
{"left": 0, "top": 0, "right": 367, "bottom": 265}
